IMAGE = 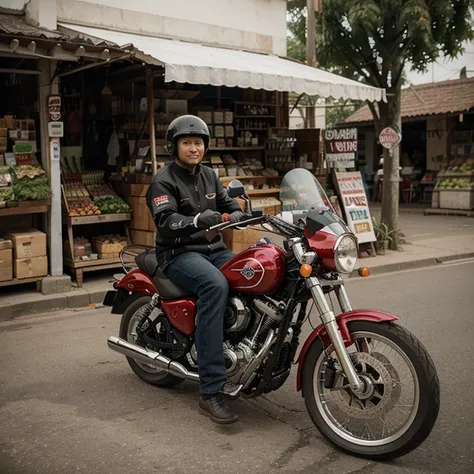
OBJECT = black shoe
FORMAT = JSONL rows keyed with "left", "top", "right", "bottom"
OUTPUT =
{"left": 219, "top": 381, "right": 242, "bottom": 400}
{"left": 199, "top": 394, "right": 239, "bottom": 425}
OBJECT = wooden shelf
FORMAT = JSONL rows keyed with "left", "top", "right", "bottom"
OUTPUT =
{"left": 209, "top": 147, "right": 265, "bottom": 151}
{"left": 220, "top": 175, "right": 282, "bottom": 181}
{"left": 234, "top": 115, "right": 275, "bottom": 119}
{"left": 234, "top": 102, "right": 279, "bottom": 106}
{"left": 67, "top": 212, "right": 131, "bottom": 226}
{"left": 246, "top": 188, "right": 280, "bottom": 195}
{"left": 0, "top": 276, "right": 43, "bottom": 288}
{"left": 0, "top": 200, "right": 50, "bottom": 217}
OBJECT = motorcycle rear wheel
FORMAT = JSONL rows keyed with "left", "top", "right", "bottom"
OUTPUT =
{"left": 302, "top": 321, "right": 440, "bottom": 460}
{"left": 119, "top": 296, "right": 183, "bottom": 387}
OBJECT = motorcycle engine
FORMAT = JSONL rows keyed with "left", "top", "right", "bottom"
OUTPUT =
{"left": 224, "top": 297, "right": 251, "bottom": 333}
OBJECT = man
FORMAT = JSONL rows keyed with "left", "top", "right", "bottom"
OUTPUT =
{"left": 146, "top": 115, "right": 244, "bottom": 425}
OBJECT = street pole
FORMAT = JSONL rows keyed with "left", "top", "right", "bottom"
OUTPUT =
{"left": 306, "top": 0, "right": 316, "bottom": 128}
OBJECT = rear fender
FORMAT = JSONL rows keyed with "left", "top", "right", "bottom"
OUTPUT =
{"left": 114, "top": 269, "right": 157, "bottom": 295}
{"left": 110, "top": 289, "right": 150, "bottom": 314}
{"left": 296, "top": 309, "right": 399, "bottom": 391}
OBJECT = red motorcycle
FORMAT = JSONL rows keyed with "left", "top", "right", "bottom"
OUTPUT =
{"left": 104, "top": 169, "right": 439, "bottom": 460}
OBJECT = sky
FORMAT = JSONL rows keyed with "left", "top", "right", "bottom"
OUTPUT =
{"left": 404, "top": 40, "right": 474, "bottom": 85}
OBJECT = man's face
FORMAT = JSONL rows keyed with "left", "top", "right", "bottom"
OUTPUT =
{"left": 176, "top": 136, "right": 205, "bottom": 167}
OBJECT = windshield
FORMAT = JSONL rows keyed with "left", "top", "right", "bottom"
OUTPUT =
{"left": 280, "top": 168, "right": 332, "bottom": 212}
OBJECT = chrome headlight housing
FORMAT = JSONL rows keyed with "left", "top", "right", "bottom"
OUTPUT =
{"left": 334, "top": 234, "right": 358, "bottom": 274}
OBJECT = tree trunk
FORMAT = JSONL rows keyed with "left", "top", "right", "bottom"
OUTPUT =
{"left": 378, "top": 83, "right": 401, "bottom": 250}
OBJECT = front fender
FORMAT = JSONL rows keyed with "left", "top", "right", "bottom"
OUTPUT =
{"left": 296, "top": 309, "right": 399, "bottom": 391}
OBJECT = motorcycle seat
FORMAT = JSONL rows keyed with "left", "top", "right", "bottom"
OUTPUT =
{"left": 135, "top": 249, "right": 193, "bottom": 300}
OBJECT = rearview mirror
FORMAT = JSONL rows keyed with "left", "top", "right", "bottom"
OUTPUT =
{"left": 227, "top": 180, "right": 245, "bottom": 198}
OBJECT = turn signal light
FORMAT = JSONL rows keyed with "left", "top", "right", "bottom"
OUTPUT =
{"left": 358, "top": 267, "right": 371, "bottom": 277}
{"left": 300, "top": 264, "right": 313, "bottom": 278}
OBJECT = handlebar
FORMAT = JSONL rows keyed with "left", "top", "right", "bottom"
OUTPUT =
{"left": 208, "top": 214, "right": 266, "bottom": 232}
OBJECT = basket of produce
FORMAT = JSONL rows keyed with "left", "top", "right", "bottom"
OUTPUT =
{"left": 93, "top": 234, "right": 127, "bottom": 259}
{"left": 12, "top": 165, "right": 51, "bottom": 201}
{"left": 94, "top": 196, "right": 131, "bottom": 214}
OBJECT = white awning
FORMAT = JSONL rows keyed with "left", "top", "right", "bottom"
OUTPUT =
{"left": 60, "top": 23, "right": 386, "bottom": 103}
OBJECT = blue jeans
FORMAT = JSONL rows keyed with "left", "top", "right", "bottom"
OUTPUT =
{"left": 164, "top": 250, "right": 235, "bottom": 396}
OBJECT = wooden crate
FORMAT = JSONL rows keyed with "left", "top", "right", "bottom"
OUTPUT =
{"left": 126, "top": 197, "right": 155, "bottom": 231}
{"left": 130, "top": 229, "right": 156, "bottom": 247}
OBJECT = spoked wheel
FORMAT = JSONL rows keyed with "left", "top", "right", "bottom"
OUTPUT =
{"left": 119, "top": 296, "right": 183, "bottom": 387}
{"left": 302, "top": 321, "right": 440, "bottom": 460}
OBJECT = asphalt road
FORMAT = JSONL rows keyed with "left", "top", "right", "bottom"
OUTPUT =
{"left": 1, "top": 260, "right": 474, "bottom": 474}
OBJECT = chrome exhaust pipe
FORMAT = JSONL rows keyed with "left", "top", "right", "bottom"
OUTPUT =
{"left": 107, "top": 336, "right": 199, "bottom": 383}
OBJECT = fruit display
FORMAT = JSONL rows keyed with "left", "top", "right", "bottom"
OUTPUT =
{"left": 93, "top": 196, "right": 131, "bottom": 214}
{"left": 435, "top": 177, "right": 474, "bottom": 190}
{"left": 68, "top": 199, "right": 101, "bottom": 217}
{"left": 64, "top": 182, "right": 89, "bottom": 199}
{"left": 437, "top": 156, "right": 474, "bottom": 177}
{"left": 86, "top": 183, "right": 117, "bottom": 199}
{"left": 435, "top": 156, "right": 474, "bottom": 191}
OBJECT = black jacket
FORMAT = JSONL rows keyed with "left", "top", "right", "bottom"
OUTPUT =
{"left": 146, "top": 161, "right": 241, "bottom": 266}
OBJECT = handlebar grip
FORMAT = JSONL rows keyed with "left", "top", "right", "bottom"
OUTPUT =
{"left": 222, "top": 213, "right": 231, "bottom": 222}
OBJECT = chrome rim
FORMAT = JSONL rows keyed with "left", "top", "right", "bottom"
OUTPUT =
{"left": 127, "top": 310, "right": 165, "bottom": 374}
{"left": 313, "top": 331, "right": 420, "bottom": 447}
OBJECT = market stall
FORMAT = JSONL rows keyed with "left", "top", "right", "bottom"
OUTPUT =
{"left": 429, "top": 120, "right": 474, "bottom": 215}
{"left": 0, "top": 66, "right": 52, "bottom": 287}
{"left": 61, "top": 169, "right": 131, "bottom": 286}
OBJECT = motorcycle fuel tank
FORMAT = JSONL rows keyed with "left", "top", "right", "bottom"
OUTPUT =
{"left": 220, "top": 244, "right": 286, "bottom": 294}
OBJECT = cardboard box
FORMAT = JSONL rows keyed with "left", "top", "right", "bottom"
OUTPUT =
{"left": 130, "top": 230, "right": 156, "bottom": 247}
{"left": 5, "top": 229, "right": 47, "bottom": 259}
{"left": 126, "top": 196, "right": 155, "bottom": 231}
{"left": 225, "top": 126, "right": 234, "bottom": 137}
{"left": 0, "top": 248, "right": 13, "bottom": 282}
{"left": 14, "top": 256, "right": 48, "bottom": 279}
{"left": 213, "top": 111, "right": 224, "bottom": 124}
{"left": 223, "top": 226, "right": 279, "bottom": 253}
{"left": 197, "top": 111, "right": 213, "bottom": 124}
{"left": 214, "top": 126, "right": 225, "bottom": 137}
{"left": 224, "top": 111, "right": 233, "bottom": 124}
{"left": 0, "top": 238, "right": 12, "bottom": 251}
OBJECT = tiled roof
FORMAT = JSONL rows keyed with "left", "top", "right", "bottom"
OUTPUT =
{"left": 0, "top": 12, "right": 68, "bottom": 41}
{"left": 346, "top": 77, "right": 474, "bottom": 124}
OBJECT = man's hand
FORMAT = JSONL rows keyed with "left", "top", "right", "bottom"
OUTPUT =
{"left": 194, "top": 209, "right": 222, "bottom": 229}
{"left": 229, "top": 210, "right": 245, "bottom": 224}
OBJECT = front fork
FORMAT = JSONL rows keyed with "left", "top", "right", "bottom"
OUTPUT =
{"left": 306, "top": 277, "right": 364, "bottom": 394}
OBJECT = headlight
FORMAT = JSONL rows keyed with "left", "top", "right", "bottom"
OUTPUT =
{"left": 334, "top": 235, "right": 358, "bottom": 274}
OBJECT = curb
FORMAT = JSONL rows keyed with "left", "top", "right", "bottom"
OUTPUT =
{"left": 351, "top": 252, "right": 474, "bottom": 278}
{"left": 0, "top": 287, "right": 108, "bottom": 322}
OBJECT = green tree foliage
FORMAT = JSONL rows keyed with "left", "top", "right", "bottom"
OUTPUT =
{"left": 287, "top": 0, "right": 474, "bottom": 248}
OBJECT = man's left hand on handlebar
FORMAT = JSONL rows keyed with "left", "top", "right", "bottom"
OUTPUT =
{"left": 229, "top": 210, "right": 245, "bottom": 224}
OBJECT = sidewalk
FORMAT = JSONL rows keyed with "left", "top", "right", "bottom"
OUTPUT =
{"left": 1, "top": 212, "right": 473, "bottom": 321}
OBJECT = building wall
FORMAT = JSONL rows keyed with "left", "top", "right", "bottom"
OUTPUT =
{"left": 1, "top": 0, "right": 26, "bottom": 9}
{"left": 56, "top": 0, "right": 287, "bottom": 55}
{"left": 426, "top": 117, "right": 448, "bottom": 171}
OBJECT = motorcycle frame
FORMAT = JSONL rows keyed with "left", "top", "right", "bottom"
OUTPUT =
{"left": 111, "top": 215, "right": 400, "bottom": 397}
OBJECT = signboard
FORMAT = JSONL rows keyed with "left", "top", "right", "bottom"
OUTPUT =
{"left": 48, "top": 121, "right": 64, "bottom": 138}
{"left": 379, "top": 127, "right": 401, "bottom": 150}
{"left": 334, "top": 171, "right": 376, "bottom": 244}
{"left": 50, "top": 138, "right": 60, "bottom": 161}
{"left": 325, "top": 128, "right": 357, "bottom": 167}
{"left": 48, "top": 95, "right": 61, "bottom": 121}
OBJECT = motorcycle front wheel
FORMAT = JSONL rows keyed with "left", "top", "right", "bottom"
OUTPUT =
{"left": 302, "top": 321, "right": 440, "bottom": 460}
